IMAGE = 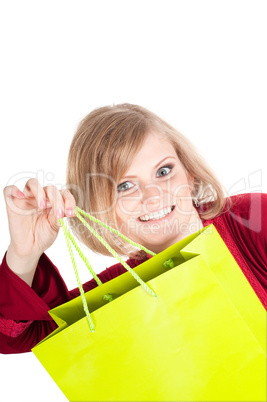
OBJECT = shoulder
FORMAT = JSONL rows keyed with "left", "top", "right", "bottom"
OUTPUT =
{"left": 207, "top": 192, "right": 267, "bottom": 240}
{"left": 225, "top": 192, "right": 267, "bottom": 233}
{"left": 228, "top": 192, "right": 267, "bottom": 212}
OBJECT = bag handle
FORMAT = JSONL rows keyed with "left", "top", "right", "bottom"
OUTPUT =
{"left": 58, "top": 207, "right": 157, "bottom": 332}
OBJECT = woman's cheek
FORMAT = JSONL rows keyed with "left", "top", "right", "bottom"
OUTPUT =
{"left": 173, "top": 182, "right": 193, "bottom": 214}
{"left": 116, "top": 197, "right": 141, "bottom": 219}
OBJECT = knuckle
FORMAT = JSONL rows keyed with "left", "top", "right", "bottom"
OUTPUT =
{"left": 25, "top": 178, "right": 38, "bottom": 190}
{"left": 59, "top": 188, "right": 69, "bottom": 196}
{"left": 61, "top": 188, "right": 72, "bottom": 196}
{"left": 46, "top": 184, "right": 55, "bottom": 191}
{"left": 28, "top": 178, "right": 38, "bottom": 185}
{"left": 3, "top": 185, "right": 15, "bottom": 197}
{"left": 3, "top": 185, "right": 10, "bottom": 195}
{"left": 60, "top": 189, "right": 76, "bottom": 204}
{"left": 45, "top": 185, "right": 58, "bottom": 198}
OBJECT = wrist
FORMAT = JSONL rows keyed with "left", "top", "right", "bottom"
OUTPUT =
{"left": 7, "top": 243, "right": 43, "bottom": 261}
{"left": 6, "top": 244, "right": 42, "bottom": 274}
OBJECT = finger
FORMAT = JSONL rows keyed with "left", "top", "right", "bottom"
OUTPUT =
{"left": 22, "top": 178, "right": 48, "bottom": 210}
{"left": 44, "top": 185, "right": 66, "bottom": 231}
{"left": 3, "top": 185, "right": 28, "bottom": 215}
{"left": 3, "top": 185, "right": 26, "bottom": 200}
{"left": 59, "top": 189, "right": 76, "bottom": 217}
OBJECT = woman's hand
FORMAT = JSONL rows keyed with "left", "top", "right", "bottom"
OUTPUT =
{"left": 3, "top": 178, "right": 76, "bottom": 259}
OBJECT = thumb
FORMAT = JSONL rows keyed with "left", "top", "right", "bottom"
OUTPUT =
{"left": 48, "top": 207, "right": 64, "bottom": 234}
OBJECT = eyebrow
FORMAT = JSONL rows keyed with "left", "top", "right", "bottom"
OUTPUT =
{"left": 121, "top": 156, "right": 177, "bottom": 180}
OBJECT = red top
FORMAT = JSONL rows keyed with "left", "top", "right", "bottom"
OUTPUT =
{"left": 1, "top": 192, "right": 267, "bottom": 354}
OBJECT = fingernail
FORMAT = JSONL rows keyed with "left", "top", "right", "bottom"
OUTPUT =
{"left": 40, "top": 199, "right": 47, "bottom": 209}
{"left": 17, "top": 190, "right": 25, "bottom": 199}
{"left": 56, "top": 208, "right": 64, "bottom": 219}
{"left": 66, "top": 208, "right": 74, "bottom": 217}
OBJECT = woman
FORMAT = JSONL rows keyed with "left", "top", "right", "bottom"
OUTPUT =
{"left": 1, "top": 103, "right": 267, "bottom": 354}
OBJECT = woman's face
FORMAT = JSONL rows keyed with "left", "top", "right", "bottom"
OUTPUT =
{"left": 115, "top": 131, "right": 203, "bottom": 253}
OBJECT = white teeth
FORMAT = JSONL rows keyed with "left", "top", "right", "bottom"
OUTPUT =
{"left": 139, "top": 206, "right": 173, "bottom": 222}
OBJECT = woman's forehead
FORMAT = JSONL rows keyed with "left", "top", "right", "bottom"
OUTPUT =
{"left": 122, "top": 131, "right": 179, "bottom": 176}
{"left": 135, "top": 130, "right": 176, "bottom": 156}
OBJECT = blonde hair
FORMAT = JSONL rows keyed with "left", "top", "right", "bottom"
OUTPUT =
{"left": 66, "top": 103, "right": 231, "bottom": 256}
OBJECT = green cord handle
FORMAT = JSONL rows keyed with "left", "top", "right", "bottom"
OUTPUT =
{"left": 60, "top": 218, "right": 103, "bottom": 286}
{"left": 58, "top": 206, "right": 157, "bottom": 332}
{"left": 75, "top": 206, "right": 156, "bottom": 258}
{"left": 74, "top": 209, "right": 157, "bottom": 296}
{"left": 59, "top": 218, "right": 96, "bottom": 332}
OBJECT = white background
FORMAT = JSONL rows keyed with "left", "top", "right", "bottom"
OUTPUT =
{"left": 0, "top": 1, "right": 266, "bottom": 401}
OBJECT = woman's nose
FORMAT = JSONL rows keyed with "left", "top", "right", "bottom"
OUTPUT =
{"left": 141, "top": 183, "right": 162, "bottom": 211}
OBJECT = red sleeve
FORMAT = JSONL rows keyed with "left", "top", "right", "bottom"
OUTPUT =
{"left": 0, "top": 251, "right": 71, "bottom": 354}
{"left": 226, "top": 192, "right": 267, "bottom": 287}
{"left": 0, "top": 250, "right": 149, "bottom": 354}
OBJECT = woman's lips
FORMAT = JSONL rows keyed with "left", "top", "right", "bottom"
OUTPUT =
{"left": 137, "top": 205, "right": 176, "bottom": 224}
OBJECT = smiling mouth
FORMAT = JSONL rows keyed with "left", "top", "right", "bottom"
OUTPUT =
{"left": 138, "top": 206, "right": 175, "bottom": 222}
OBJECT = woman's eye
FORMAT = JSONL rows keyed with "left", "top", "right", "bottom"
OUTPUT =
{"left": 156, "top": 165, "right": 173, "bottom": 177}
{"left": 117, "top": 181, "right": 134, "bottom": 192}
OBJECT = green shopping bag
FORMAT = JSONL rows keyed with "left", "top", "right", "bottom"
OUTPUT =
{"left": 32, "top": 207, "right": 266, "bottom": 402}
